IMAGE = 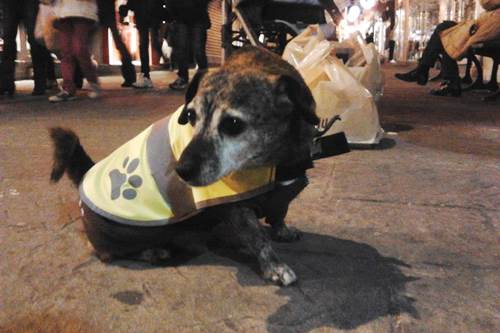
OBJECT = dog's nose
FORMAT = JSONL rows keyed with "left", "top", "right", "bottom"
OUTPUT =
{"left": 175, "top": 160, "right": 199, "bottom": 182}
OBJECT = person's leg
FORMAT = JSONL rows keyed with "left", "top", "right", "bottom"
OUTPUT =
{"left": 138, "top": 25, "right": 151, "bottom": 78}
{"left": 462, "top": 54, "right": 474, "bottom": 84}
{"left": 0, "top": 1, "right": 21, "bottom": 95}
{"left": 74, "top": 62, "right": 84, "bottom": 90}
{"left": 108, "top": 23, "right": 136, "bottom": 85}
{"left": 419, "top": 21, "right": 457, "bottom": 71}
{"left": 45, "top": 49, "right": 56, "bottom": 82}
{"left": 441, "top": 53, "right": 460, "bottom": 82}
{"left": 169, "top": 23, "right": 189, "bottom": 90}
{"left": 486, "top": 59, "right": 499, "bottom": 91}
{"left": 430, "top": 46, "right": 461, "bottom": 97}
{"left": 388, "top": 40, "right": 395, "bottom": 61}
{"left": 24, "top": 0, "right": 47, "bottom": 94}
{"left": 191, "top": 24, "right": 208, "bottom": 73}
{"left": 131, "top": 24, "right": 154, "bottom": 88}
{"left": 150, "top": 25, "right": 164, "bottom": 62}
{"left": 396, "top": 21, "right": 457, "bottom": 85}
{"left": 71, "top": 18, "right": 98, "bottom": 85}
{"left": 58, "top": 19, "right": 77, "bottom": 95}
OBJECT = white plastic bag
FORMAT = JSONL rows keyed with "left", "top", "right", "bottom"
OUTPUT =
{"left": 283, "top": 25, "right": 384, "bottom": 145}
{"left": 345, "top": 34, "right": 385, "bottom": 102}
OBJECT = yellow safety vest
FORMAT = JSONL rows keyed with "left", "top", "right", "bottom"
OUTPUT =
{"left": 79, "top": 106, "right": 275, "bottom": 226}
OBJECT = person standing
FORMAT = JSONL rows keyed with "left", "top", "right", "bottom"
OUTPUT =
{"left": 0, "top": 0, "right": 49, "bottom": 97}
{"left": 168, "top": 0, "right": 211, "bottom": 90}
{"left": 49, "top": 0, "right": 100, "bottom": 102}
{"left": 97, "top": 0, "right": 136, "bottom": 87}
{"left": 119, "top": 0, "right": 165, "bottom": 89}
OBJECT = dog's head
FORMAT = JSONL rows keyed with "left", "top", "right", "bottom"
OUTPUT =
{"left": 175, "top": 48, "right": 318, "bottom": 187}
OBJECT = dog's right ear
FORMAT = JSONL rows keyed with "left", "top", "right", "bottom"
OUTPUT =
{"left": 273, "top": 75, "right": 319, "bottom": 125}
{"left": 178, "top": 71, "right": 207, "bottom": 125}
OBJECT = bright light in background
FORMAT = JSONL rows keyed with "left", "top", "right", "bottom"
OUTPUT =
{"left": 347, "top": 5, "right": 361, "bottom": 23}
{"left": 360, "top": 0, "right": 377, "bottom": 10}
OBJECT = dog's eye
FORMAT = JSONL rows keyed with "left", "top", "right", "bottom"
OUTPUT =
{"left": 186, "top": 109, "right": 196, "bottom": 126}
{"left": 219, "top": 116, "right": 246, "bottom": 137}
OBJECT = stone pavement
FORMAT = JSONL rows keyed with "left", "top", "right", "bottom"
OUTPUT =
{"left": 0, "top": 66, "right": 498, "bottom": 333}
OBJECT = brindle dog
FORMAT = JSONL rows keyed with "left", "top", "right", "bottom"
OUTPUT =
{"left": 50, "top": 46, "right": 319, "bottom": 286}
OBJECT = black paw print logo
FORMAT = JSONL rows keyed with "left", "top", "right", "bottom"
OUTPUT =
{"left": 109, "top": 157, "right": 143, "bottom": 200}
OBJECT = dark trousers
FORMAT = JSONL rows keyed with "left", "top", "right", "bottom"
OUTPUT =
{"left": 98, "top": 0, "right": 135, "bottom": 82}
{"left": 420, "top": 21, "right": 459, "bottom": 81}
{"left": 0, "top": 0, "right": 47, "bottom": 92}
{"left": 137, "top": 24, "right": 163, "bottom": 78}
{"left": 388, "top": 40, "right": 396, "bottom": 61}
{"left": 175, "top": 23, "right": 208, "bottom": 81}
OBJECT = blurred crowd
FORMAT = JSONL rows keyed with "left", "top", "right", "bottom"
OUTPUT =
{"left": 0, "top": 0, "right": 212, "bottom": 102}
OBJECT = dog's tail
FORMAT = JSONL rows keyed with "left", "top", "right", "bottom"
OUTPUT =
{"left": 49, "top": 127, "right": 95, "bottom": 186}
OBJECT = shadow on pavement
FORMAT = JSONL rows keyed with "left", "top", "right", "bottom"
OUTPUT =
{"left": 350, "top": 137, "right": 397, "bottom": 150}
{"left": 381, "top": 123, "right": 414, "bottom": 133}
{"left": 263, "top": 232, "right": 419, "bottom": 331}
{"left": 212, "top": 230, "right": 419, "bottom": 331}
{"left": 111, "top": 227, "right": 419, "bottom": 331}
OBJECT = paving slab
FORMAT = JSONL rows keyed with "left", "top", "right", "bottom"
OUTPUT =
{"left": 0, "top": 67, "right": 499, "bottom": 332}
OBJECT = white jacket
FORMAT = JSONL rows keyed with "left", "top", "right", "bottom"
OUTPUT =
{"left": 54, "top": 0, "right": 98, "bottom": 22}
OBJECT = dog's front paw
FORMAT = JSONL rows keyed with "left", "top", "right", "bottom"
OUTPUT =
{"left": 271, "top": 225, "right": 302, "bottom": 242}
{"left": 137, "top": 248, "right": 171, "bottom": 265}
{"left": 263, "top": 263, "right": 297, "bottom": 286}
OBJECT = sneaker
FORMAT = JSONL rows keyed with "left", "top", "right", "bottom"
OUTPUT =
{"left": 88, "top": 83, "right": 101, "bottom": 99}
{"left": 169, "top": 77, "right": 188, "bottom": 90}
{"left": 132, "top": 73, "right": 153, "bottom": 89}
{"left": 49, "top": 90, "right": 76, "bottom": 103}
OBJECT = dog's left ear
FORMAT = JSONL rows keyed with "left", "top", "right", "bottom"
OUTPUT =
{"left": 178, "top": 71, "right": 208, "bottom": 125}
{"left": 273, "top": 75, "right": 319, "bottom": 125}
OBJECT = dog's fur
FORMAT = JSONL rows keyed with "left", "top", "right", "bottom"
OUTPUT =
{"left": 50, "top": 46, "right": 319, "bottom": 285}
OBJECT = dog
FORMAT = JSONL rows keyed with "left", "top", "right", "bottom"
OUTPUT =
{"left": 49, "top": 46, "right": 319, "bottom": 286}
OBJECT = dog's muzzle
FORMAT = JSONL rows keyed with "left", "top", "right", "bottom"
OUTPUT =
{"left": 175, "top": 158, "right": 201, "bottom": 183}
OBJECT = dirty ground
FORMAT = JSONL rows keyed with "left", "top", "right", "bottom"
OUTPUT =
{"left": 0, "top": 66, "right": 498, "bottom": 332}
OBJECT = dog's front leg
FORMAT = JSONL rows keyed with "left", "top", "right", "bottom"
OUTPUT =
{"left": 215, "top": 204, "right": 297, "bottom": 286}
{"left": 265, "top": 175, "right": 308, "bottom": 242}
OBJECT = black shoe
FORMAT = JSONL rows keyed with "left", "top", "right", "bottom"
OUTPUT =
{"left": 485, "top": 80, "right": 499, "bottom": 92}
{"left": 395, "top": 68, "right": 428, "bottom": 85}
{"left": 1, "top": 84, "right": 15, "bottom": 97}
{"left": 461, "top": 75, "right": 473, "bottom": 85}
{"left": 47, "top": 79, "right": 59, "bottom": 90}
{"left": 32, "top": 85, "right": 47, "bottom": 96}
{"left": 430, "top": 80, "right": 461, "bottom": 97}
{"left": 121, "top": 80, "right": 135, "bottom": 87}
{"left": 31, "top": 89, "right": 46, "bottom": 96}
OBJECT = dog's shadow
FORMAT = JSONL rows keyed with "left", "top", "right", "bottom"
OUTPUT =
{"left": 113, "top": 226, "right": 419, "bottom": 331}
{"left": 263, "top": 232, "right": 419, "bottom": 331}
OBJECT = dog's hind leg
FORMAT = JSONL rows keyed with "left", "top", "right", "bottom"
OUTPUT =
{"left": 265, "top": 175, "right": 308, "bottom": 242}
{"left": 214, "top": 204, "right": 297, "bottom": 286}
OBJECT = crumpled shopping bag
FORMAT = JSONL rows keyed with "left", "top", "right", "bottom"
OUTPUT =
{"left": 345, "top": 33, "right": 385, "bottom": 102}
{"left": 283, "top": 25, "right": 384, "bottom": 145}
